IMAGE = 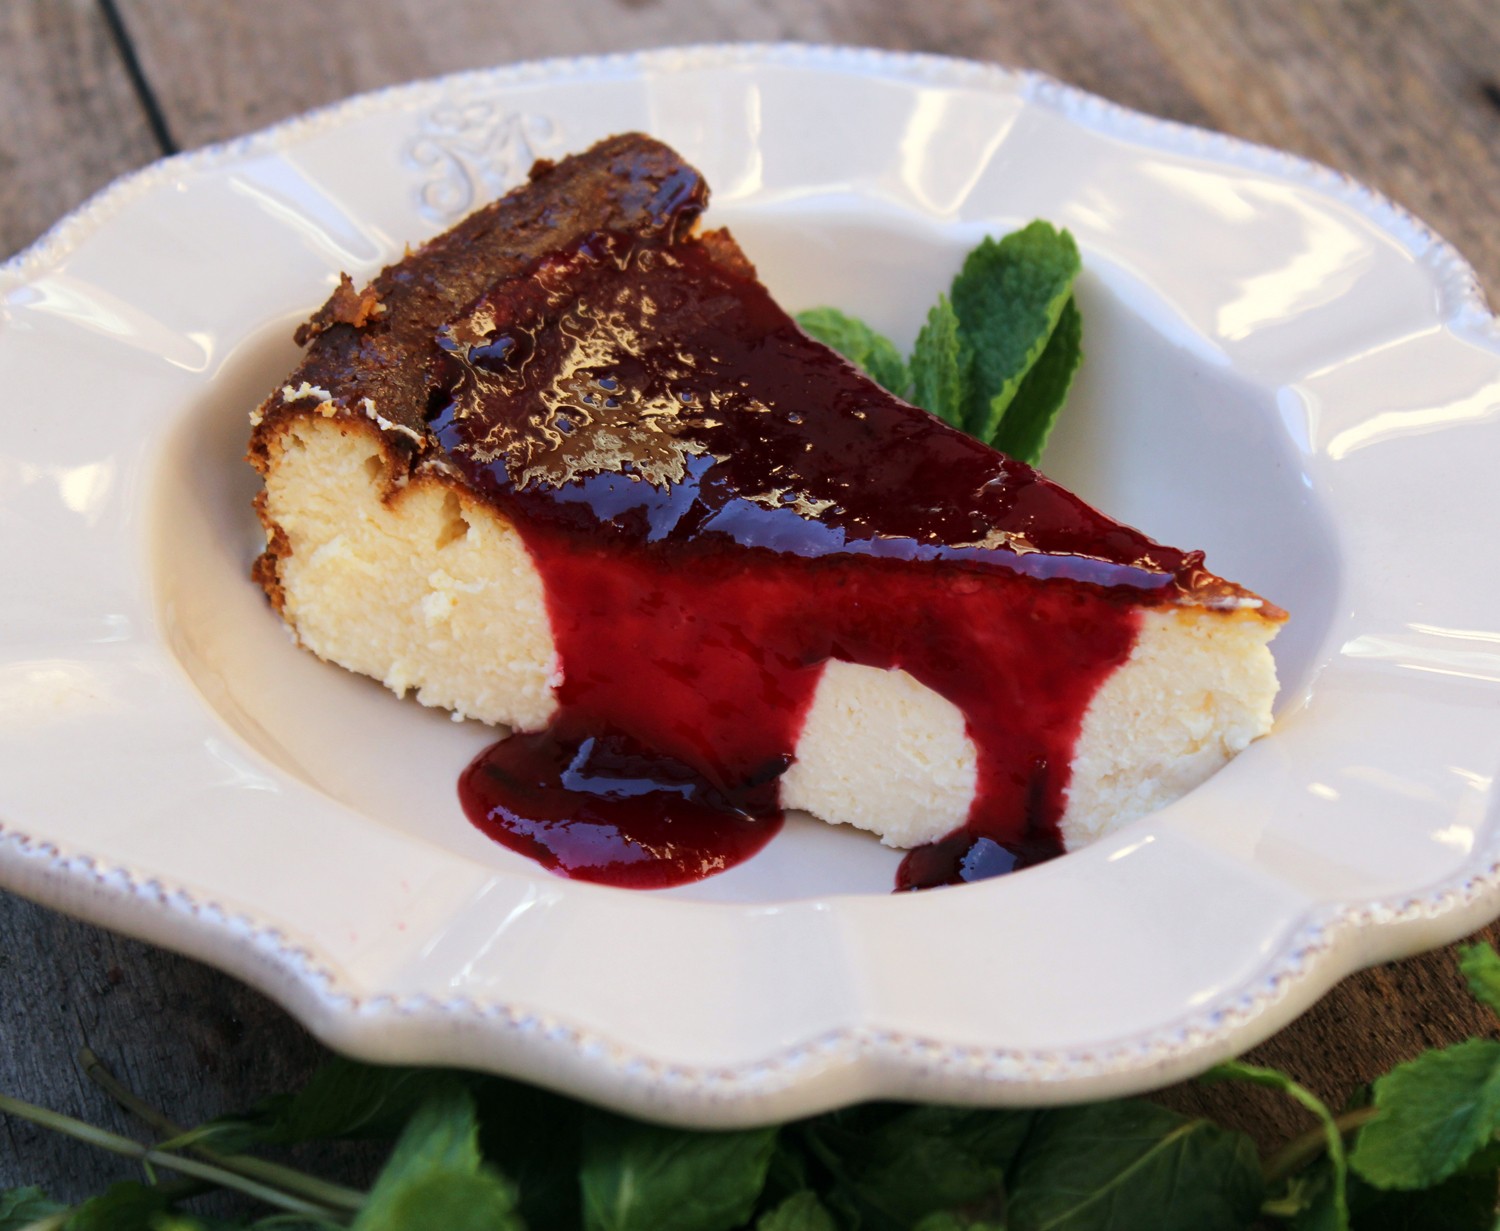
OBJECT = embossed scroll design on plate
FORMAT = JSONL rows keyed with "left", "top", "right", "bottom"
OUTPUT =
{"left": 404, "top": 102, "right": 561, "bottom": 222}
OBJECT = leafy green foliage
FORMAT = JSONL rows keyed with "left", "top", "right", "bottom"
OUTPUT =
{"left": 64, "top": 1181, "right": 171, "bottom": 1231}
{"left": 800, "top": 1104, "right": 1028, "bottom": 1230}
{"left": 1347, "top": 1164, "right": 1500, "bottom": 1229}
{"left": 911, "top": 1215, "right": 1005, "bottom": 1231}
{"left": 755, "top": 1190, "right": 838, "bottom": 1231}
{"left": 794, "top": 308, "right": 910, "bottom": 397}
{"left": 798, "top": 219, "right": 1082, "bottom": 464}
{"left": 1005, "top": 1100, "right": 1264, "bottom": 1231}
{"left": 1459, "top": 942, "right": 1500, "bottom": 1019}
{"left": 1350, "top": 1037, "right": 1500, "bottom": 1190}
{"left": 0, "top": 1186, "right": 63, "bottom": 1230}
{"left": 194, "top": 1060, "right": 459, "bottom": 1152}
{"left": 580, "top": 1115, "right": 777, "bottom": 1231}
{"left": 352, "top": 1084, "right": 519, "bottom": 1231}
{"left": 472, "top": 1074, "right": 587, "bottom": 1229}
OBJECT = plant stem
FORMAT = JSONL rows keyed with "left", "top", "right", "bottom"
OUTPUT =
{"left": 80, "top": 1046, "right": 183, "bottom": 1138}
{"left": 1264, "top": 1105, "right": 1380, "bottom": 1185}
{"left": 0, "top": 1092, "right": 348, "bottom": 1222}
{"left": 80, "top": 1048, "right": 366, "bottom": 1214}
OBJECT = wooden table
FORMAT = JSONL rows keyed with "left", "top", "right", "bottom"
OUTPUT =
{"left": 3, "top": 0, "right": 1498, "bottom": 1200}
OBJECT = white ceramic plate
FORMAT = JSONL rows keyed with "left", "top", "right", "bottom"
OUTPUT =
{"left": 4, "top": 44, "right": 1500, "bottom": 1126}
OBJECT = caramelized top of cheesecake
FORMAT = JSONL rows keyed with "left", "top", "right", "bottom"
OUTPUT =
{"left": 429, "top": 224, "right": 1254, "bottom": 606}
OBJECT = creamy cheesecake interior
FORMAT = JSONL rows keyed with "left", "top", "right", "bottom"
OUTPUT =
{"left": 257, "top": 411, "right": 1279, "bottom": 852}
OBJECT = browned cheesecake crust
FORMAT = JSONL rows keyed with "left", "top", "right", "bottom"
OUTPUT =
{"left": 248, "top": 132, "right": 709, "bottom": 609}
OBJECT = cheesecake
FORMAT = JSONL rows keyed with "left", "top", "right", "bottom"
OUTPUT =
{"left": 248, "top": 134, "right": 1282, "bottom": 888}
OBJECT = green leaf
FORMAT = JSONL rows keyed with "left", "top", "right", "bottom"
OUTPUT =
{"left": 1346, "top": 1165, "right": 1499, "bottom": 1229}
{"left": 352, "top": 1085, "right": 520, "bottom": 1231}
{"left": 474, "top": 1076, "right": 586, "bottom": 1229}
{"left": 912, "top": 1215, "right": 1005, "bottom": 1231}
{"left": 198, "top": 1061, "right": 460, "bottom": 1151}
{"left": 1458, "top": 943, "right": 1500, "bottom": 1019}
{"left": 988, "top": 294, "right": 1082, "bottom": 465}
{"left": 755, "top": 1191, "right": 839, "bottom": 1231}
{"left": 580, "top": 1115, "right": 777, "bottom": 1231}
{"left": 1350, "top": 1038, "right": 1500, "bottom": 1190}
{"left": 64, "top": 1183, "right": 169, "bottom": 1231}
{"left": 1006, "top": 1100, "right": 1263, "bottom": 1231}
{"left": 949, "top": 222, "right": 1080, "bottom": 445}
{"left": 802, "top": 1104, "right": 1029, "bottom": 1231}
{"left": 0, "top": 1187, "right": 64, "bottom": 1230}
{"left": 908, "top": 295, "right": 970, "bottom": 429}
{"left": 1204, "top": 1059, "right": 1348, "bottom": 1230}
{"left": 352, "top": 1173, "right": 521, "bottom": 1231}
{"left": 796, "top": 307, "right": 910, "bottom": 396}
{"left": 149, "top": 1216, "right": 272, "bottom": 1231}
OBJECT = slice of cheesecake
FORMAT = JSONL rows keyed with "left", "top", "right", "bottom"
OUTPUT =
{"left": 248, "top": 133, "right": 1281, "bottom": 886}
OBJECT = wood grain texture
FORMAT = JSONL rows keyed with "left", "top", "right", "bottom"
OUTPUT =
{"left": 0, "top": 897, "right": 376, "bottom": 1201}
{"left": 3, "top": 0, "right": 1499, "bottom": 1196}
{"left": 113, "top": 0, "right": 1215, "bottom": 147}
{"left": 0, "top": 0, "right": 158, "bottom": 257}
{"left": 1125, "top": 0, "right": 1500, "bottom": 296}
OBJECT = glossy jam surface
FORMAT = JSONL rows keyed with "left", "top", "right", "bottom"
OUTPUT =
{"left": 440, "top": 229, "right": 1206, "bottom": 889}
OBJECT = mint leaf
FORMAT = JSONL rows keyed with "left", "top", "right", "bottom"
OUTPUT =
{"left": 1347, "top": 1165, "right": 1499, "bottom": 1229}
{"left": 353, "top": 1173, "right": 521, "bottom": 1231}
{"left": 474, "top": 1076, "right": 586, "bottom": 1230}
{"left": 64, "top": 1182, "right": 169, "bottom": 1231}
{"left": 1458, "top": 942, "right": 1500, "bottom": 1019}
{"left": 580, "top": 1116, "right": 777, "bottom": 1231}
{"left": 949, "top": 222, "right": 1080, "bottom": 446}
{"left": 1204, "top": 1059, "right": 1349, "bottom": 1230}
{"left": 196, "top": 1061, "right": 461, "bottom": 1151}
{"left": 353, "top": 1085, "right": 519, "bottom": 1231}
{"left": 1350, "top": 1038, "right": 1500, "bottom": 1190}
{"left": 989, "top": 294, "right": 1082, "bottom": 464}
{"left": 802, "top": 1104, "right": 1028, "bottom": 1231}
{"left": 913, "top": 1215, "right": 1005, "bottom": 1231}
{"left": 1006, "top": 1100, "right": 1263, "bottom": 1231}
{"left": 908, "top": 295, "right": 970, "bottom": 429}
{"left": 755, "top": 1191, "right": 838, "bottom": 1231}
{"left": 0, "top": 1187, "right": 64, "bottom": 1230}
{"left": 796, "top": 307, "right": 910, "bottom": 396}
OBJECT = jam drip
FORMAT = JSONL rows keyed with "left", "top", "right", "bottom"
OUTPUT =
{"left": 439, "top": 228, "right": 1202, "bottom": 890}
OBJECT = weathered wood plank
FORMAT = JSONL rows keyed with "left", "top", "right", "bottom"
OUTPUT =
{"left": 114, "top": 0, "right": 1211, "bottom": 147}
{"left": 0, "top": 895, "right": 368, "bottom": 1200}
{"left": 0, "top": 0, "right": 159, "bottom": 258}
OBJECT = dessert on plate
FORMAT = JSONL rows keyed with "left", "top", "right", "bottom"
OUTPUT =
{"left": 246, "top": 133, "right": 1283, "bottom": 889}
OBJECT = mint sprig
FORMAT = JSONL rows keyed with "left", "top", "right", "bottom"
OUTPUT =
{"left": 796, "top": 220, "right": 1084, "bottom": 466}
